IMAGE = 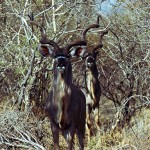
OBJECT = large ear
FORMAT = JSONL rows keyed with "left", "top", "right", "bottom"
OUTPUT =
{"left": 38, "top": 44, "right": 54, "bottom": 57}
{"left": 70, "top": 47, "right": 86, "bottom": 58}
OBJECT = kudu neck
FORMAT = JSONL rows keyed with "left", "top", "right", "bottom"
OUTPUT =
{"left": 86, "top": 63, "right": 99, "bottom": 79}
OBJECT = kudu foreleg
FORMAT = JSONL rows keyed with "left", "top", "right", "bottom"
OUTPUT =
{"left": 86, "top": 105, "right": 93, "bottom": 142}
{"left": 50, "top": 123, "right": 60, "bottom": 150}
{"left": 86, "top": 105, "right": 100, "bottom": 142}
{"left": 77, "top": 134, "right": 84, "bottom": 150}
{"left": 76, "top": 126, "right": 85, "bottom": 150}
{"left": 93, "top": 106, "right": 100, "bottom": 132}
{"left": 62, "top": 126, "right": 75, "bottom": 150}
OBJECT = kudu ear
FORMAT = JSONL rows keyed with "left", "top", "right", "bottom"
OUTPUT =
{"left": 38, "top": 44, "right": 54, "bottom": 57}
{"left": 70, "top": 47, "right": 86, "bottom": 58}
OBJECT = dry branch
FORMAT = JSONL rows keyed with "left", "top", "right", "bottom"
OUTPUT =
{"left": 18, "top": 49, "right": 36, "bottom": 110}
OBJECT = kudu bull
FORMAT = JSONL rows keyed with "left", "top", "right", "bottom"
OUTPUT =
{"left": 78, "top": 17, "right": 108, "bottom": 140}
{"left": 33, "top": 21, "right": 100, "bottom": 149}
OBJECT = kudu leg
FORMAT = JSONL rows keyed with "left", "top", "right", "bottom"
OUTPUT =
{"left": 93, "top": 107, "right": 100, "bottom": 132}
{"left": 50, "top": 121, "right": 60, "bottom": 150}
{"left": 86, "top": 105, "right": 93, "bottom": 142}
{"left": 62, "top": 128, "right": 75, "bottom": 150}
{"left": 86, "top": 106, "right": 100, "bottom": 143}
{"left": 86, "top": 118, "right": 91, "bottom": 142}
{"left": 76, "top": 127, "right": 85, "bottom": 150}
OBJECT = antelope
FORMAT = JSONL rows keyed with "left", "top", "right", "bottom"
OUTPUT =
{"left": 77, "top": 17, "right": 108, "bottom": 140}
{"left": 34, "top": 21, "right": 99, "bottom": 150}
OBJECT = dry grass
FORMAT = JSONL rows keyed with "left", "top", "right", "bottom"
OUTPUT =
{"left": 0, "top": 99, "right": 149, "bottom": 150}
{"left": 86, "top": 108, "right": 150, "bottom": 150}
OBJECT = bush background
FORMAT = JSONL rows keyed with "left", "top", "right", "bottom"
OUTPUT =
{"left": 0, "top": 0, "right": 149, "bottom": 149}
